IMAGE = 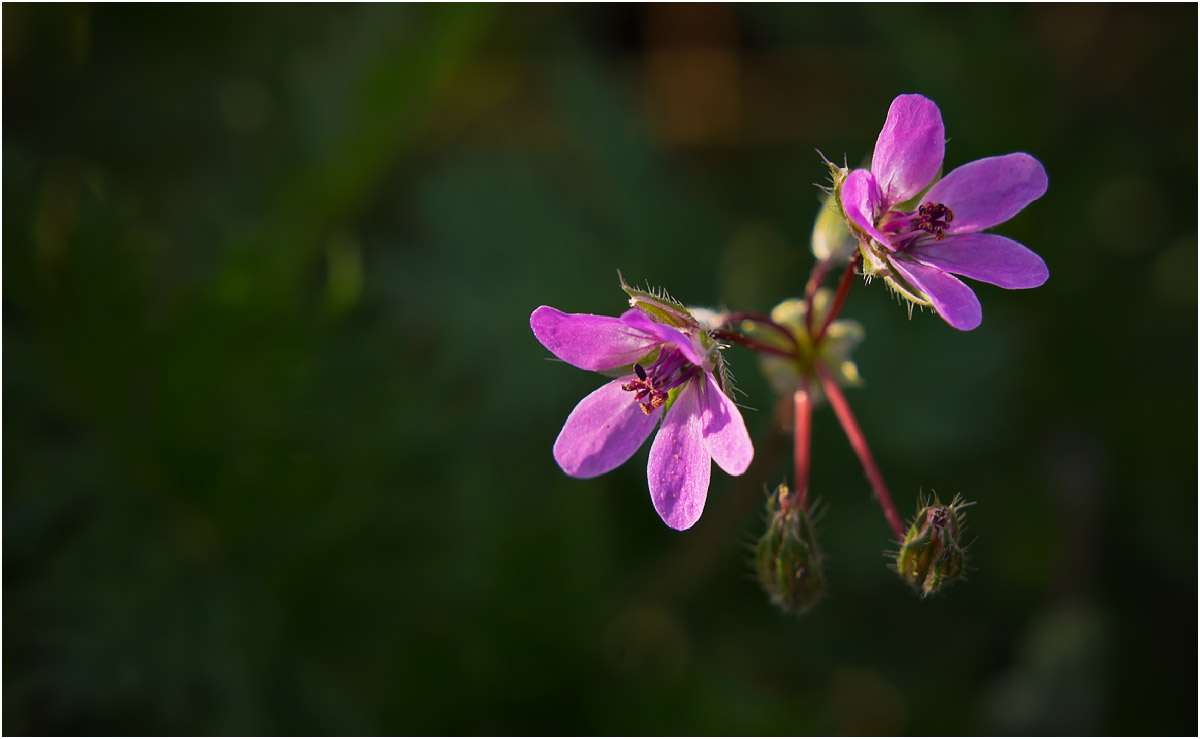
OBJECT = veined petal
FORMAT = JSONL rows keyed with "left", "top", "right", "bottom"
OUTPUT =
{"left": 927, "top": 153, "right": 1048, "bottom": 235}
{"left": 553, "top": 377, "right": 661, "bottom": 478}
{"left": 699, "top": 372, "right": 753, "bottom": 476}
{"left": 872, "top": 94, "right": 945, "bottom": 207}
{"left": 841, "top": 169, "right": 894, "bottom": 250}
{"left": 620, "top": 309, "right": 708, "bottom": 369}
{"left": 908, "top": 233, "right": 1049, "bottom": 289}
{"left": 890, "top": 258, "right": 982, "bottom": 331}
{"left": 647, "top": 379, "right": 710, "bottom": 531}
{"left": 531, "top": 306, "right": 661, "bottom": 371}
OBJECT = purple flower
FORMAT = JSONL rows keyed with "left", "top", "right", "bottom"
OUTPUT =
{"left": 838, "top": 94, "right": 1049, "bottom": 331}
{"left": 530, "top": 303, "right": 753, "bottom": 531}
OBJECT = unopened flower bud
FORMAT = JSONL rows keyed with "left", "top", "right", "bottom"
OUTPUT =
{"left": 755, "top": 484, "right": 824, "bottom": 614}
{"left": 811, "top": 163, "right": 857, "bottom": 263}
{"left": 894, "top": 493, "right": 973, "bottom": 597}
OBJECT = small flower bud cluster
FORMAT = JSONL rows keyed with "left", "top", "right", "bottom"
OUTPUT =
{"left": 755, "top": 485, "right": 825, "bottom": 614}
{"left": 894, "top": 493, "right": 973, "bottom": 597}
{"left": 752, "top": 291, "right": 863, "bottom": 405}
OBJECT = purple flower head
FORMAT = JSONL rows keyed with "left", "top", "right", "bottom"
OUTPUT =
{"left": 836, "top": 94, "right": 1049, "bottom": 331}
{"left": 530, "top": 290, "right": 753, "bottom": 531}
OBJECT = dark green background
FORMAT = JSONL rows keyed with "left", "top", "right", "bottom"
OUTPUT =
{"left": 5, "top": 4, "right": 1196, "bottom": 735}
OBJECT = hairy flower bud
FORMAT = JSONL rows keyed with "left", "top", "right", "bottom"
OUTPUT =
{"left": 755, "top": 485, "right": 824, "bottom": 614}
{"left": 894, "top": 493, "right": 973, "bottom": 597}
{"left": 812, "top": 162, "right": 857, "bottom": 263}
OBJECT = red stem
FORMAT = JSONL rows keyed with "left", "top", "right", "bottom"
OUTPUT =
{"left": 794, "top": 377, "right": 812, "bottom": 512}
{"left": 803, "top": 259, "right": 833, "bottom": 335}
{"left": 720, "top": 312, "right": 799, "bottom": 349}
{"left": 708, "top": 329, "right": 794, "bottom": 359}
{"left": 813, "top": 256, "right": 860, "bottom": 345}
{"left": 815, "top": 360, "right": 906, "bottom": 541}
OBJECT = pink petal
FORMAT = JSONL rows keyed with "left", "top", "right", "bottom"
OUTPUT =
{"left": 841, "top": 169, "right": 893, "bottom": 250}
{"left": 926, "top": 153, "right": 1048, "bottom": 235}
{"left": 871, "top": 94, "right": 945, "bottom": 207}
{"left": 908, "top": 233, "right": 1049, "bottom": 289}
{"left": 699, "top": 372, "right": 753, "bottom": 476}
{"left": 531, "top": 306, "right": 661, "bottom": 371}
{"left": 553, "top": 377, "right": 661, "bottom": 478}
{"left": 890, "top": 258, "right": 983, "bottom": 331}
{"left": 647, "top": 379, "right": 710, "bottom": 531}
{"left": 620, "top": 309, "right": 708, "bottom": 369}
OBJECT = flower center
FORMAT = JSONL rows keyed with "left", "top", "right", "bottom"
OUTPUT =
{"left": 621, "top": 347, "right": 698, "bottom": 415}
{"left": 878, "top": 201, "right": 956, "bottom": 249}
{"left": 914, "top": 201, "right": 954, "bottom": 240}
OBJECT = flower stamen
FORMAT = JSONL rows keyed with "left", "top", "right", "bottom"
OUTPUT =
{"left": 915, "top": 201, "right": 954, "bottom": 240}
{"left": 621, "top": 347, "right": 698, "bottom": 414}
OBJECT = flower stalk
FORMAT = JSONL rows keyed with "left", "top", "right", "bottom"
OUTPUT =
{"left": 720, "top": 312, "right": 799, "bottom": 349}
{"left": 793, "top": 377, "right": 812, "bottom": 512}
{"left": 708, "top": 329, "right": 795, "bottom": 359}
{"left": 815, "top": 360, "right": 905, "bottom": 541}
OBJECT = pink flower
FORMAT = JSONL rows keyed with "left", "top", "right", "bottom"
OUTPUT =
{"left": 530, "top": 304, "right": 753, "bottom": 530}
{"left": 838, "top": 94, "right": 1049, "bottom": 330}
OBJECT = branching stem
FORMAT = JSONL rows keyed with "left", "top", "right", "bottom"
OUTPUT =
{"left": 814, "top": 256, "right": 860, "bottom": 345}
{"left": 720, "top": 312, "right": 798, "bottom": 349}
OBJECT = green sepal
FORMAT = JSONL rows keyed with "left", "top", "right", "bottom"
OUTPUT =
{"left": 882, "top": 264, "right": 934, "bottom": 308}
{"left": 619, "top": 275, "right": 698, "bottom": 330}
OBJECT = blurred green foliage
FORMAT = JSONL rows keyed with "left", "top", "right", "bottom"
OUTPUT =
{"left": 4, "top": 4, "right": 1196, "bottom": 735}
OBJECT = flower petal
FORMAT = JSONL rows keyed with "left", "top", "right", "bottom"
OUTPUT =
{"left": 908, "top": 233, "right": 1049, "bottom": 289}
{"left": 890, "top": 258, "right": 983, "bottom": 331}
{"left": 647, "top": 379, "right": 710, "bottom": 530}
{"left": 620, "top": 309, "right": 708, "bottom": 369}
{"left": 553, "top": 377, "right": 661, "bottom": 478}
{"left": 872, "top": 94, "right": 945, "bottom": 207}
{"left": 926, "top": 153, "right": 1048, "bottom": 235}
{"left": 531, "top": 306, "right": 661, "bottom": 371}
{"left": 699, "top": 372, "right": 753, "bottom": 476}
{"left": 841, "top": 169, "right": 893, "bottom": 250}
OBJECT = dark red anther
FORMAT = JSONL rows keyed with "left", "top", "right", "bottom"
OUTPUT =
{"left": 915, "top": 202, "right": 955, "bottom": 241}
{"left": 621, "top": 346, "right": 697, "bottom": 414}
